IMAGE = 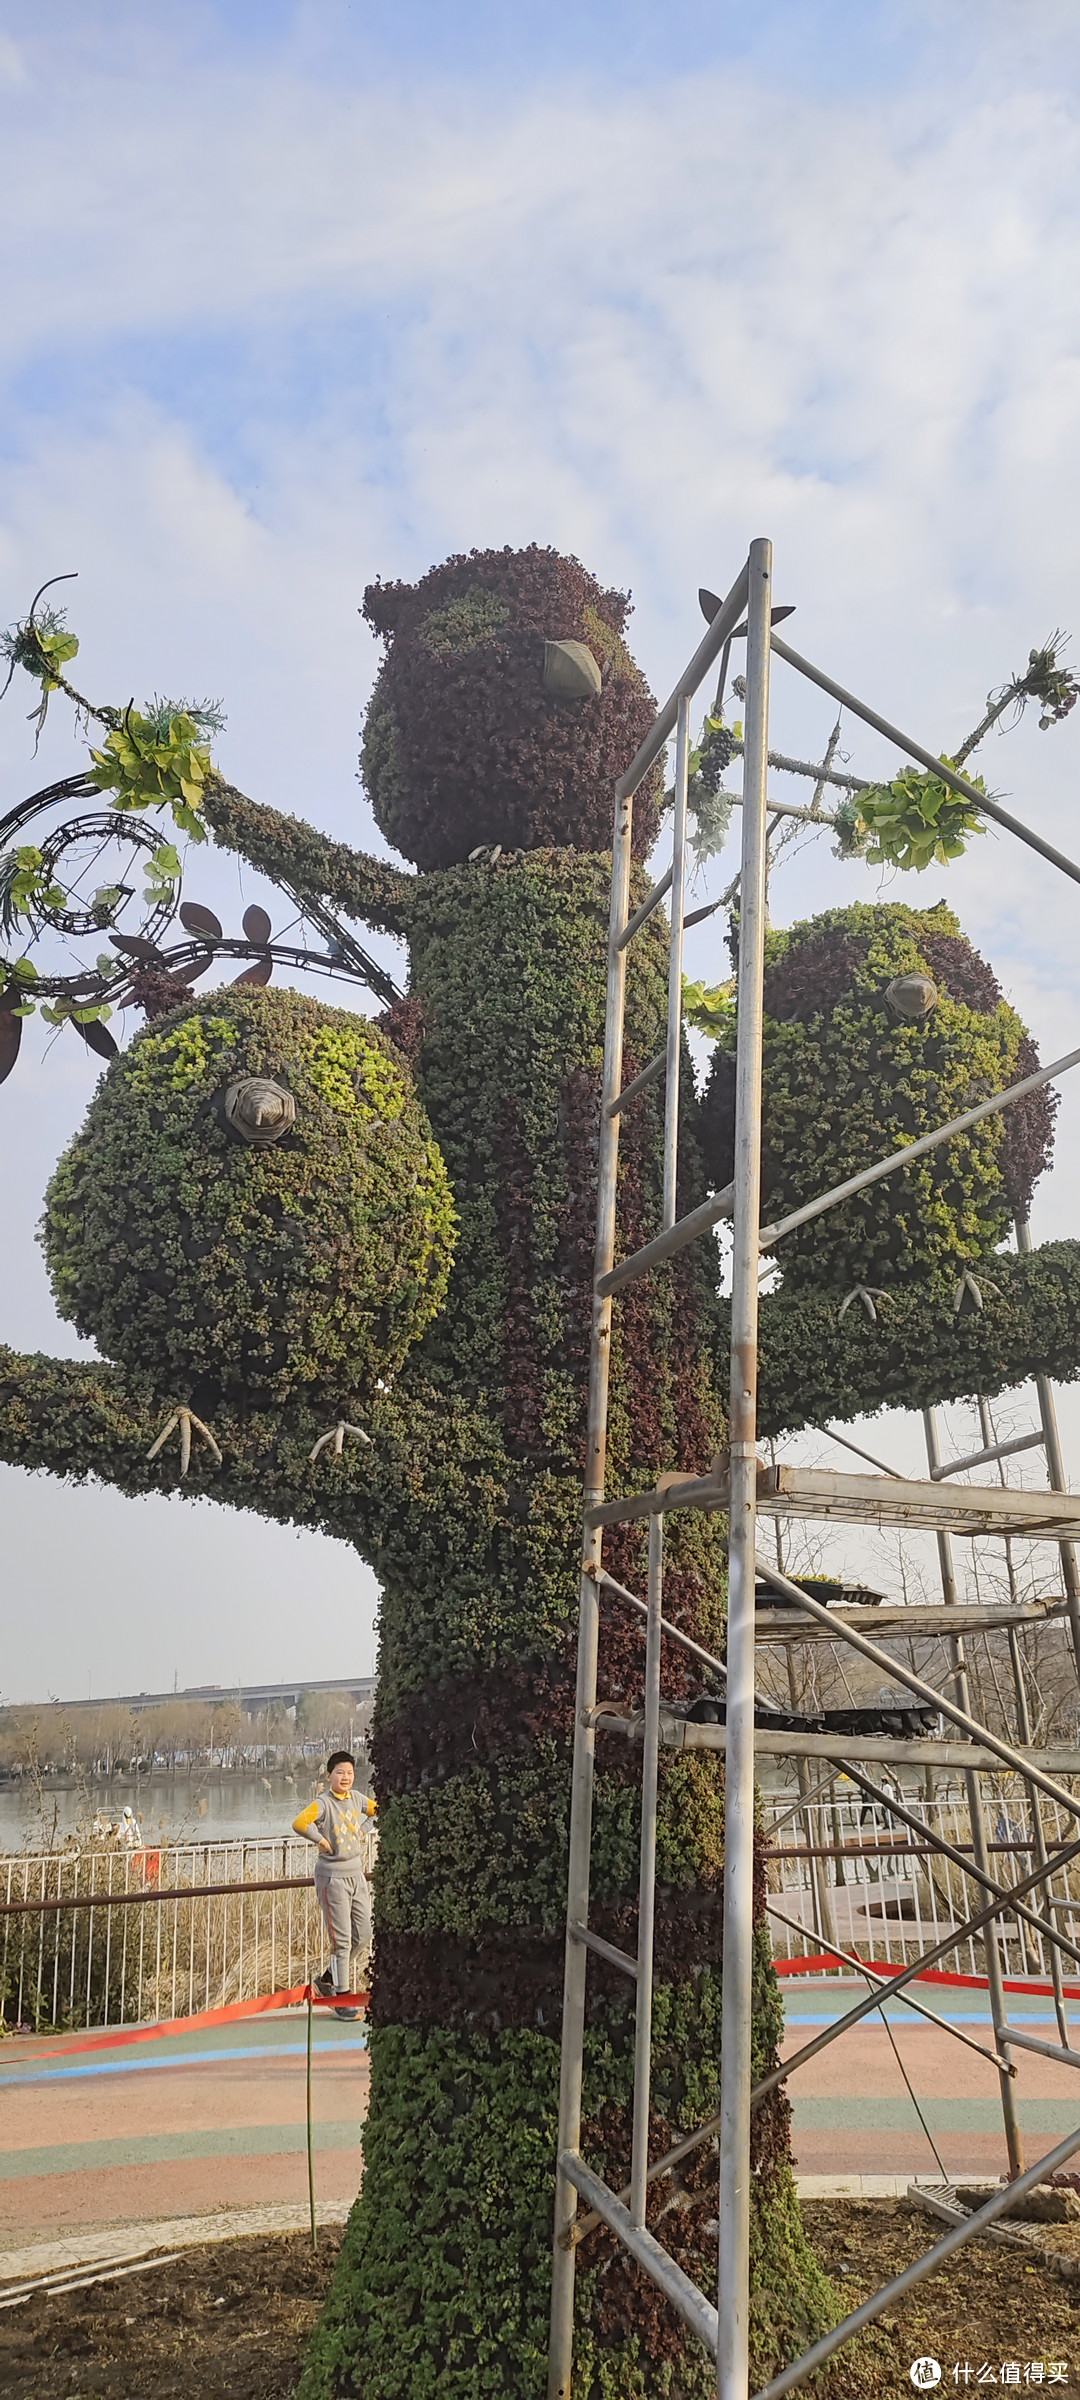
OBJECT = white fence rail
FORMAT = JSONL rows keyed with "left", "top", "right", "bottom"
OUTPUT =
{"left": 0, "top": 1833, "right": 376, "bottom": 2032}
{"left": 763, "top": 1789, "right": 1080, "bottom": 1981}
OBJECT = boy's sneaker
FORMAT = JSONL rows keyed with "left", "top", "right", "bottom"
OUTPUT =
{"left": 334, "top": 2005, "right": 360, "bottom": 2020}
{"left": 314, "top": 1969, "right": 335, "bottom": 1997}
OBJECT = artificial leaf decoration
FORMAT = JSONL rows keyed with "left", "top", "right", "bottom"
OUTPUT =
{"left": 179, "top": 902, "right": 224, "bottom": 940}
{"left": 242, "top": 904, "right": 272, "bottom": 946}
{"left": 110, "top": 933, "right": 166, "bottom": 967}
{"left": 75, "top": 1018, "right": 119, "bottom": 1061}
{"left": 232, "top": 955, "right": 273, "bottom": 988}
{"left": 0, "top": 1007, "right": 21, "bottom": 1084}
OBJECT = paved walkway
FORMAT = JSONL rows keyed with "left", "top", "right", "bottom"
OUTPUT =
{"left": 3, "top": 1978, "right": 1080, "bottom": 2255}
{"left": 782, "top": 1977, "right": 1080, "bottom": 2182}
{"left": 0, "top": 2012, "right": 369, "bottom": 2244}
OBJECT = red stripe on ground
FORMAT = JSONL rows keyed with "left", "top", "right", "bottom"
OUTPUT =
{"left": 24, "top": 1986, "right": 371, "bottom": 2060}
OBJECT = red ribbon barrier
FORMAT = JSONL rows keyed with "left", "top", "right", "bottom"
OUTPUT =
{"left": 775, "top": 1954, "right": 1080, "bottom": 1999}
{"left": 16, "top": 1984, "right": 370, "bottom": 2060}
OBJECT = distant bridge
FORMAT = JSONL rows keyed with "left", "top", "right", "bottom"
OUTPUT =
{"left": 35, "top": 1675, "right": 377, "bottom": 1718}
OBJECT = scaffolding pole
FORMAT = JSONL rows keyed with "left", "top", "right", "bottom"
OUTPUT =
{"left": 718, "top": 539, "right": 772, "bottom": 2400}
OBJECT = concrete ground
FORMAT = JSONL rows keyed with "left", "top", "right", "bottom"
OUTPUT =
{"left": 3, "top": 1978, "right": 1080, "bottom": 2257}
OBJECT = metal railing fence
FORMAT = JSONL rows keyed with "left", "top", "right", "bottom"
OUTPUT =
{"left": 0, "top": 1832, "right": 376, "bottom": 2031}
{"left": 763, "top": 1789, "right": 1080, "bottom": 1980}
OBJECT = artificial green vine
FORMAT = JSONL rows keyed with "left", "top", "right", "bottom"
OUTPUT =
{"left": 838, "top": 760, "right": 988, "bottom": 873}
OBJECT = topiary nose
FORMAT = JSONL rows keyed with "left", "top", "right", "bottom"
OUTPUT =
{"left": 223, "top": 1076, "right": 297, "bottom": 1143}
{"left": 885, "top": 972, "right": 938, "bottom": 1020}
{"left": 542, "top": 640, "right": 602, "bottom": 700}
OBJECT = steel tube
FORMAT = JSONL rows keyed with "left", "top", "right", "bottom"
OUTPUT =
{"left": 753, "top": 1822, "right": 1080, "bottom": 2108}
{"left": 595, "top": 1564, "right": 727, "bottom": 1680}
{"left": 718, "top": 537, "right": 773, "bottom": 2400}
{"left": 924, "top": 1406, "right": 1024, "bottom": 2174}
{"left": 631, "top": 1518, "right": 665, "bottom": 2226}
{"left": 759, "top": 1042, "right": 1080, "bottom": 1251}
{"left": 574, "top": 1819, "right": 1080, "bottom": 2241}
{"left": 763, "top": 1900, "right": 1014, "bottom": 2072}
{"left": 1016, "top": 1215, "right": 1080, "bottom": 1683}
{"left": 606, "top": 1051, "right": 665, "bottom": 1119}
{"left": 664, "top": 697, "right": 690, "bottom": 1227}
{"left": 616, "top": 863, "right": 673, "bottom": 950}
{"left": 559, "top": 2152, "right": 720, "bottom": 2356}
{"left": 769, "top": 630, "right": 1080, "bottom": 891}
{"left": 753, "top": 2116, "right": 1080, "bottom": 2400}
{"left": 995, "top": 2023, "right": 1080, "bottom": 2070}
{"left": 548, "top": 773, "right": 636, "bottom": 2400}
{"left": 755, "top": 1559, "right": 1080, "bottom": 1822}
{"left": 616, "top": 567, "right": 751, "bottom": 801}
{"left": 839, "top": 1764, "right": 1080, "bottom": 1979}
{"left": 595, "top": 1184, "right": 734, "bottom": 1298}
{"left": 569, "top": 1921, "right": 638, "bottom": 1978}
{"left": 930, "top": 1431, "right": 1045, "bottom": 1480}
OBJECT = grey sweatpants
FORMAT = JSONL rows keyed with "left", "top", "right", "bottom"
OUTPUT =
{"left": 315, "top": 1859, "right": 372, "bottom": 1994}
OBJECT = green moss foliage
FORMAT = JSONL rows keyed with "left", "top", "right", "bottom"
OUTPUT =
{"left": 41, "top": 986, "right": 455, "bottom": 1412}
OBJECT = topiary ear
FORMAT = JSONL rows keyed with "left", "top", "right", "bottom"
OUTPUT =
{"left": 362, "top": 580, "right": 414, "bottom": 641}
{"left": 596, "top": 586, "right": 631, "bottom": 636}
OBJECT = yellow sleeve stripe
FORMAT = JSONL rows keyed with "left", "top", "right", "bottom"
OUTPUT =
{"left": 293, "top": 1803, "right": 320, "bottom": 1833}
{"left": 363, "top": 1795, "right": 377, "bottom": 1817}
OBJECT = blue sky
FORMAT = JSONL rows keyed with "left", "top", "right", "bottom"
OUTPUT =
{"left": 3, "top": 0, "right": 1080, "bottom": 1702}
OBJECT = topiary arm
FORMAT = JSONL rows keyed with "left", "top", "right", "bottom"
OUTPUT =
{"left": 0, "top": 1347, "right": 390, "bottom": 1548}
{"left": 201, "top": 776, "right": 416, "bottom": 938}
{"left": 749, "top": 1240, "right": 1080, "bottom": 1436}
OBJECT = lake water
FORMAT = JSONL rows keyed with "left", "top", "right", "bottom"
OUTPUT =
{"left": 0, "top": 1769, "right": 328, "bottom": 1853}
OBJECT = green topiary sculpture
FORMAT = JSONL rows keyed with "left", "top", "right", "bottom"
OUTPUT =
{"left": 3, "top": 545, "right": 1080, "bottom": 2397}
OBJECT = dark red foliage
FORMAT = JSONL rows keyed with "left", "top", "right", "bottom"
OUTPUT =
{"left": 371, "top": 1892, "right": 725, "bottom": 2032}
{"left": 128, "top": 967, "right": 194, "bottom": 1021}
{"left": 372, "top": 1592, "right": 709, "bottom": 1797}
{"left": 361, "top": 545, "right": 662, "bottom": 868}
{"left": 375, "top": 992, "right": 425, "bottom": 1066}
{"left": 762, "top": 931, "right": 869, "bottom": 1026}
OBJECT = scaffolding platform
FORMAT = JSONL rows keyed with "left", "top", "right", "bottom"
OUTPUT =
{"left": 754, "top": 1598, "right": 1069, "bottom": 1641}
{"left": 588, "top": 1460, "right": 1080, "bottom": 1539}
{"left": 592, "top": 1707, "right": 1080, "bottom": 1775}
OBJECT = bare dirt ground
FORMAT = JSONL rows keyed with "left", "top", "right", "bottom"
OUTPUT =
{"left": 1, "top": 2204, "right": 1078, "bottom": 2397}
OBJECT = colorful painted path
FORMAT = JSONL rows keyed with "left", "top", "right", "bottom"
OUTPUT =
{"left": 0, "top": 2011, "right": 369, "bottom": 2243}
{"left": 3, "top": 1978, "right": 1080, "bottom": 2253}
{"left": 782, "top": 1976, "right": 1080, "bottom": 2184}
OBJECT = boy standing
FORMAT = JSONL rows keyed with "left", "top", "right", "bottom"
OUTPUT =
{"left": 293, "top": 1751, "right": 376, "bottom": 2020}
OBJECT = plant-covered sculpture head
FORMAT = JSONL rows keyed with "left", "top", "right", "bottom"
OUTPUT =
{"left": 41, "top": 986, "right": 455, "bottom": 1411}
{"left": 701, "top": 900, "right": 1056, "bottom": 1297}
{"left": 360, "top": 542, "right": 664, "bottom": 867}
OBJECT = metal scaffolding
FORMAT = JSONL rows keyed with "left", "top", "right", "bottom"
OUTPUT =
{"left": 547, "top": 541, "right": 1080, "bottom": 2400}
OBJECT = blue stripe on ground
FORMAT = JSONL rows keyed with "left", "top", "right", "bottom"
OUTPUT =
{"left": 0, "top": 2038, "right": 366, "bottom": 2088}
